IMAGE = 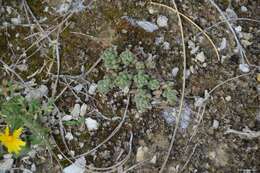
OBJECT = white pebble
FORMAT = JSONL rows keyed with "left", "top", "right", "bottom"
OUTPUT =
{"left": 85, "top": 117, "right": 99, "bottom": 131}
{"left": 219, "top": 38, "right": 227, "bottom": 50}
{"left": 73, "top": 84, "right": 83, "bottom": 93}
{"left": 150, "top": 155, "right": 157, "bottom": 164}
{"left": 63, "top": 157, "right": 86, "bottom": 173}
{"left": 162, "top": 41, "right": 170, "bottom": 50}
{"left": 11, "top": 17, "right": 21, "bottom": 25}
{"left": 212, "top": 120, "right": 219, "bottom": 129}
{"left": 62, "top": 115, "right": 73, "bottom": 121}
{"left": 171, "top": 67, "right": 179, "bottom": 77}
{"left": 136, "top": 146, "right": 148, "bottom": 162}
{"left": 57, "top": 154, "right": 63, "bottom": 160}
{"left": 80, "top": 103, "right": 88, "bottom": 116}
{"left": 225, "top": 96, "right": 231, "bottom": 102}
{"left": 194, "top": 97, "right": 205, "bottom": 107}
{"left": 136, "top": 20, "right": 159, "bottom": 32}
{"left": 71, "top": 104, "right": 81, "bottom": 118}
{"left": 235, "top": 26, "right": 242, "bottom": 32}
{"left": 196, "top": 52, "right": 206, "bottom": 63}
{"left": 241, "top": 6, "right": 248, "bottom": 12}
{"left": 157, "top": 15, "right": 168, "bottom": 27}
{"left": 88, "top": 83, "right": 97, "bottom": 95}
{"left": 155, "top": 36, "right": 164, "bottom": 45}
{"left": 65, "top": 132, "right": 74, "bottom": 141}
{"left": 239, "top": 64, "right": 250, "bottom": 73}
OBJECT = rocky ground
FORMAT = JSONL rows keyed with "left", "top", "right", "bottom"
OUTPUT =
{"left": 0, "top": 0, "right": 259, "bottom": 173}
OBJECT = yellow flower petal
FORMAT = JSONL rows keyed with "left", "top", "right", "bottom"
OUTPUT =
{"left": 4, "top": 127, "right": 9, "bottom": 136}
{"left": 0, "top": 127, "right": 26, "bottom": 154}
{"left": 13, "top": 128, "right": 23, "bottom": 138}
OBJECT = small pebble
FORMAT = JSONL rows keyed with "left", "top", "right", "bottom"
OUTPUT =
{"left": 73, "top": 84, "right": 83, "bottom": 93}
{"left": 80, "top": 103, "right": 88, "bottom": 116}
{"left": 11, "top": 17, "right": 21, "bottom": 25}
{"left": 212, "top": 120, "right": 219, "bottom": 129}
{"left": 155, "top": 36, "right": 164, "bottom": 45}
{"left": 157, "top": 15, "right": 168, "bottom": 27}
{"left": 219, "top": 38, "right": 227, "bottom": 50}
{"left": 136, "top": 146, "right": 148, "bottom": 162}
{"left": 88, "top": 83, "right": 97, "bottom": 95}
{"left": 239, "top": 64, "right": 250, "bottom": 73}
{"left": 225, "top": 96, "right": 231, "bottom": 102}
{"left": 196, "top": 52, "right": 206, "bottom": 63}
{"left": 162, "top": 41, "right": 170, "bottom": 50}
{"left": 62, "top": 115, "right": 73, "bottom": 121}
{"left": 136, "top": 20, "right": 159, "bottom": 32}
{"left": 150, "top": 155, "right": 157, "bottom": 164}
{"left": 65, "top": 132, "right": 74, "bottom": 141}
{"left": 71, "top": 104, "right": 81, "bottom": 118}
{"left": 85, "top": 117, "right": 99, "bottom": 131}
{"left": 57, "top": 154, "right": 63, "bottom": 160}
{"left": 171, "top": 67, "right": 179, "bottom": 77}
{"left": 241, "top": 6, "right": 248, "bottom": 12}
{"left": 31, "top": 163, "right": 36, "bottom": 172}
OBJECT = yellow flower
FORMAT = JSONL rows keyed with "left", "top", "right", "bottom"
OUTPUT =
{"left": 0, "top": 127, "right": 26, "bottom": 154}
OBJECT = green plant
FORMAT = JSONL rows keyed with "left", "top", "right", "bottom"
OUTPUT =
{"left": 162, "top": 84, "right": 178, "bottom": 105}
{"left": 120, "top": 49, "right": 134, "bottom": 66}
{"left": 134, "top": 71, "right": 149, "bottom": 88}
{"left": 115, "top": 71, "right": 133, "bottom": 90}
{"left": 0, "top": 94, "right": 52, "bottom": 147}
{"left": 134, "top": 89, "right": 151, "bottom": 112}
{"left": 148, "top": 79, "right": 160, "bottom": 90}
{"left": 97, "top": 47, "right": 179, "bottom": 112}
{"left": 100, "top": 47, "right": 120, "bottom": 70}
{"left": 97, "top": 77, "right": 114, "bottom": 94}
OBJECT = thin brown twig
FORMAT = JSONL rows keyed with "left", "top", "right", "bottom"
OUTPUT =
{"left": 159, "top": 1, "right": 187, "bottom": 172}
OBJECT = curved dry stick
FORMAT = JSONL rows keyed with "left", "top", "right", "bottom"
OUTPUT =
{"left": 207, "top": 0, "right": 246, "bottom": 63}
{"left": 154, "top": 1, "right": 187, "bottom": 172}
{"left": 85, "top": 132, "right": 133, "bottom": 173}
{"left": 208, "top": 72, "right": 253, "bottom": 96}
{"left": 195, "top": 17, "right": 260, "bottom": 38}
{"left": 149, "top": 1, "right": 220, "bottom": 61}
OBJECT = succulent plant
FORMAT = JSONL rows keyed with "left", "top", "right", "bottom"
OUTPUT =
{"left": 148, "top": 79, "right": 160, "bottom": 90}
{"left": 100, "top": 47, "right": 120, "bottom": 70}
{"left": 134, "top": 89, "right": 152, "bottom": 112}
{"left": 162, "top": 85, "right": 178, "bottom": 105}
{"left": 115, "top": 71, "right": 133, "bottom": 90}
{"left": 97, "top": 77, "right": 114, "bottom": 94}
{"left": 120, "top": 49, "right": 134, "bottom": 66}
{"left": 134, "top": 71, "right": 150, "bottom": 88}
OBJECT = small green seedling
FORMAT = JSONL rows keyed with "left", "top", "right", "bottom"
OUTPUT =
{"left": 163, "top": 84, "right": 178, "bottom": 105}
{"left": 97, "top": 77, "right": 114, "bottom": 94}
{"left": 148, "top": 79, "right": 160, "bottom": 90}
{"left": 120, "top": 49, "right": 134, "bottom": 66}
{"left": 134, "top": 89, "right": 151, "bottom": 112}
{"left": 101, "top": 47, "right": 120, "bottom": 70}
{"left": 134, "top": 71, "right": 149, "bottom": 88}
{"left": 115, "top": 71, "right": 133, "bottom": 90}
